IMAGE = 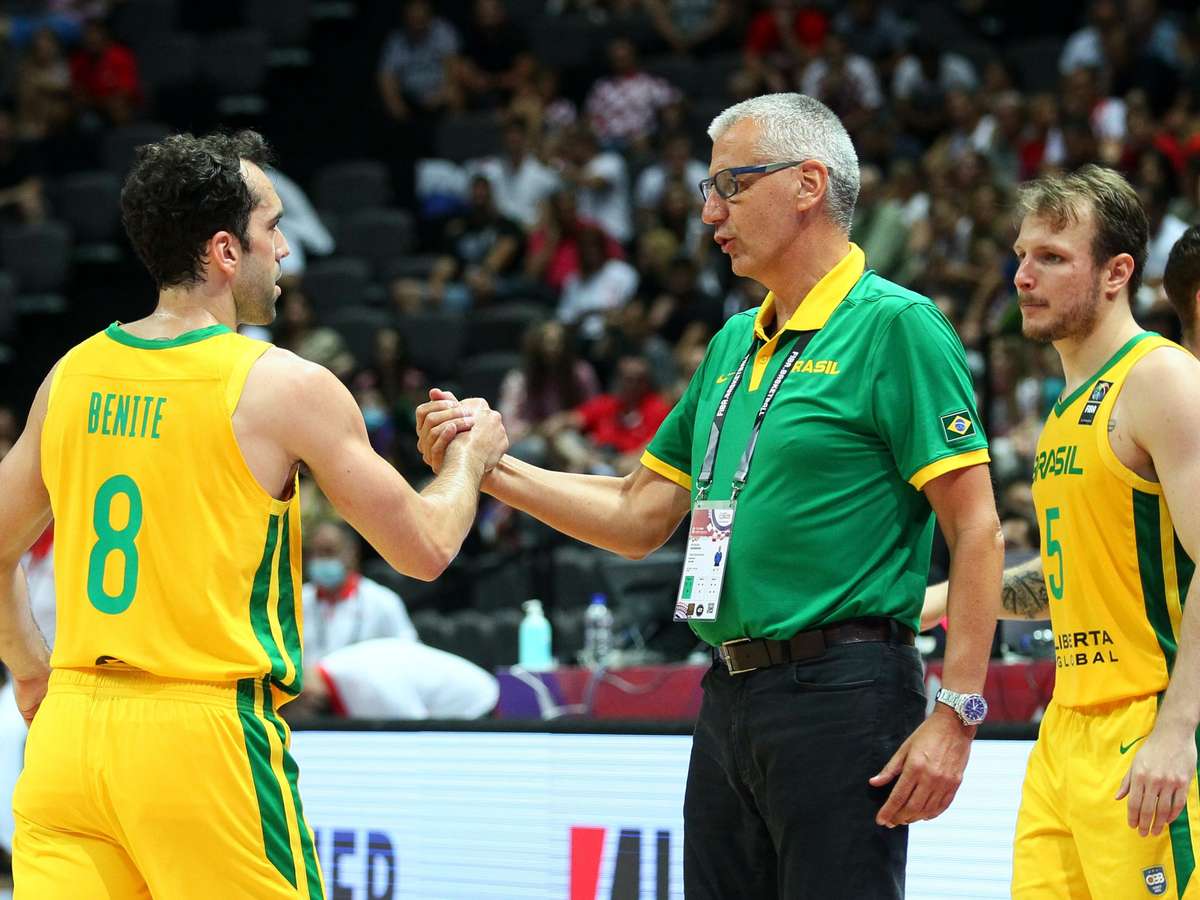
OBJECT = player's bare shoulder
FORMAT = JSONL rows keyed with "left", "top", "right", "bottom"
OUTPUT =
{"left": 1120, "top": 342, "right": 1200, "bottom": 457}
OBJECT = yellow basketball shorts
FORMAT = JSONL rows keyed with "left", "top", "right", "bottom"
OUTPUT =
{"left": 12, "top": 668, "right": 325, "bottom": 899}
{"left": 1013, "top": 694, "right": 1200, "bottom": 899}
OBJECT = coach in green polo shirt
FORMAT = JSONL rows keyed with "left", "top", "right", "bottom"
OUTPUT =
{"left": 643, "top": 243, "right": 990, "bottom": 647}
{"left": 416, "top": 93, "right": 1003, "bottom": 900}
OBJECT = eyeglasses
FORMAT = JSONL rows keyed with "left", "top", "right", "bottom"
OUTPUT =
{"left": 698, "top": 161, "right": 805, "bottom": 202}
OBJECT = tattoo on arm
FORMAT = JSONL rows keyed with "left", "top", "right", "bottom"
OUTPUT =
{"left": 1001, "top": 564, "right": 1049, "bottom": 618}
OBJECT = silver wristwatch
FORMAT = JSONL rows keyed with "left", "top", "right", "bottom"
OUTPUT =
{"left": 934, "top": 687, "right": 988, "bottom": 726}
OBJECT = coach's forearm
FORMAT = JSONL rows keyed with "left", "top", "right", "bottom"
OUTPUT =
{"left": 482, "top": 455, "right": 679, "bottom": 559}
{"left": 940, "top": 522, "right": 1003, "bottom": 695}
{"left": 0, "top": 565, "right": 50, "bottom": 681}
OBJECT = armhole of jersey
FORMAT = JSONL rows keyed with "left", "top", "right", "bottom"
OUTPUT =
{"left": 225, "top": 338, "right": 272, "bottom": 415}
{"left": 221, "top": 337, "right": 292, "bottom": 515}
{"left": 1094, "top": 339, "right": 1182, "bottom": 494}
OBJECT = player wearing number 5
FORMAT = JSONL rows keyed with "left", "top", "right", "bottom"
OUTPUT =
{"left": 0, "top": 130, "right": 507, "bottom": 898}
{"left": 926, "top": 167, "right": 1200, "bottom": 899}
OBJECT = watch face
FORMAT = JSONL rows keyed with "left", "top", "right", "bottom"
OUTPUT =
{"left": 962, "top": 695, "right": 988, "bottom": 724}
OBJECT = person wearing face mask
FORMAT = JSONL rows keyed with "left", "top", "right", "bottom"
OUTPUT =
{"left": 297, "top": 521, "right": 497, "bottom": 721}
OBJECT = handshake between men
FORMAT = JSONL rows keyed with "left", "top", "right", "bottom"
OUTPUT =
{"left": 416, "top": 387, "right": 507, "bottom": 475}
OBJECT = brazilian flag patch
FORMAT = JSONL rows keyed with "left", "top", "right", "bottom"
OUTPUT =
{"left": 939, "top": 411, "right": 976, "bottom": 443}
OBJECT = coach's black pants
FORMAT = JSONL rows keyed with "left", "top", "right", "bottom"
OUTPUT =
{"left": 683, "top": 640, "right": 927, "bottom": 899}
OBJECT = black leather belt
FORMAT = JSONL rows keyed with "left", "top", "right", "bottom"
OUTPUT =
{"left": 713, "top": 616, "right": 916, "bottom": 675}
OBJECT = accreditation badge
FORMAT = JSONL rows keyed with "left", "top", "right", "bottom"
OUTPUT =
{"left": 673, "top": 500, "right": 735, "bottom": 622}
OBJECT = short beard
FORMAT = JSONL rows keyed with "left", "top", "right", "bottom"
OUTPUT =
{"left": 1020, "top": 272, "right": 1102, "bottom": 344}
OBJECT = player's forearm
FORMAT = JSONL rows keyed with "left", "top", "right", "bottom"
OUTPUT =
{"left": 407, "top": 449, "right": 489, "bottom": 580}
{"left": 940, "top": 522, "right": 1003, "bottom": 694}
{"left": 0, "top": 565, "right": 50, "bottom": 681}
{"left": 482, "top": 455, "right": 672, "bottom": 559}
{"left": 1154, "top": 581, "right": 1200, "bottom": 736}
{"left": 999, "top": 556, "right": 1050, "bottom": 620}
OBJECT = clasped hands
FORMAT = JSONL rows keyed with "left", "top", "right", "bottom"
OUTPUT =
{"left": 415, "top": 387, "right": 505, "bottom": 474}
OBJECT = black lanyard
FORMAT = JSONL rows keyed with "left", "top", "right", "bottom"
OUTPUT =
{"left": 696, "top": 329, "right": 818, "bottom": 500}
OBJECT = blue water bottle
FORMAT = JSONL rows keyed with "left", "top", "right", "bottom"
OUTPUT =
{"left": 519, "top": 599, "right": 554, "bottom": 671}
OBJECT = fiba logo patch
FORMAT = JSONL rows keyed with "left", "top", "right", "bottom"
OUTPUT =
{"left": 1143, "top": 865, "right": 1167, "bottom": 895}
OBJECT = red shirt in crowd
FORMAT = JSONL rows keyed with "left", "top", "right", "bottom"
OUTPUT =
{"left": 575, "top": 392, "right": 671, "bottom": 454}
{"left": 71, "top": 43, "right": 141, "bottom": 105}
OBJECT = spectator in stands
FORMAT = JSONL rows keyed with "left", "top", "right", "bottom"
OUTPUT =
{"left": 850, "top": 164, "right": 907, "bottom": 281}
{"left": 526, "top": 189, "right": 623, "bottom": 292}
{"left": 742, "top": 0, "right": 828, "bottom": 94}
{"left": 892, "top": 36, "right": 977, "bottom": 146}
{"left": 291, "top": 521, "right": 498, "bottom": 720}
{"left": 378, "top": 0, "right": 461, "bottom": 122}
{"left": 584, "top": 38, "right": 679, "bottom": 151}
{"left": 70, "top": 17, "right": 140, "bottom": 125}
{"left": 272, "top": 286, "right": 356, "bottom": 380}
{"left": 475, "top": 117, "right": 559, "bottom": 231}
{"left": 0, "top": 109, "right": 44, "bottom": 224}
{"left": 508, "top": 64, "right": 577, "bottom": 145}
{"left": 799, "top": 33, "right": 883, "bottom": 132}
{"left": 266, "top": 166, "right": 334, "bottom": 279}
{"left": 831, "top": 0, "right": 912, "bottom": 62}
{"left": 498, "top": 319, "right": 600, "bottom": 456}
{"left": 538, "top": 353, "right": 671, "bottom": 475}
{"left": 646, "top": 254, "right": 725, "bottom": 346}
{"left": 555, "top": 125, "right": 633, "bottom": 244}
{"left": 15, "top": 27, "right": 71, "bottom": 141}
{"left": 635, "top": 131, "right": 708, "bottom": 214}
{"left": 642, "top": 0, "right": 736, "bottom": 57}
{"left": 425, "top": 174, "right": 525, "bottom": 309}
{"left": 453, "top": 0, "right": 533, "bottom": 109}
{"left": 556, "top": 224, "right": 639, "bottom": 340}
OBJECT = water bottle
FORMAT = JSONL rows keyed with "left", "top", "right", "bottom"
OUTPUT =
{"left": 519, "top": 599, "right": 554, "bottom": 671}
{"left": 582, "top": 593, "right": 614, "bottom": 668}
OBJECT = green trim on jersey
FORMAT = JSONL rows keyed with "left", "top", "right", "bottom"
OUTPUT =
{"left": 1052, "top": 332, "right": 1155, "bottom": 417}
{"left": 104, "top": 321, "right": 233, "bottom": 349}
{"left": 275, "top": 512, "right": 303, "bottom": 695}
{"left": 236, "top": 678, "right": 298, "bottom": 888}
{"left": 249, "top": 515, "right": 290, "bottom": 686}
{"left": 1175, "top": 534, "right": 1195, "bottom": 609}
{"left": 645, "top": 269, "right": 989, "bottom": 644}
{"left": 1134, "top": 490, "right": 1177, "bottom": 672}
{"left": 262, "top": 699, "right": 325, "bottom": 899}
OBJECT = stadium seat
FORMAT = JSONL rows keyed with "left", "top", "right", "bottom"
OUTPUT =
{"left": 313, "top": 160, "right": 392, "bottom": 218}
{"left": 109, "top": 0, "right": 179, "bottom": 50}
{"left": 136, "top": 32, "right": 200, "bottom": 97}
{"left": 51, "top": 172, "right": 122, "bottom": 250}
{"left": 395, "top": 311, "right": 466, "bottom": 380}
{"left": 2, "top": 222, "right": 72, "bottom": 294}
{"left": 433, "top": 112, "right": 504, "bottom": 163}
{"left": 201, "top": 30, "right": 269, "bottom": 115}
{"left": 323, "top": 306, "right": 393, "bottom": 364}
{"left": 465, "top": 302, "right": 547, "bottom": 356}
{"left": 101, "top": 122, "right": 172, "bottom": 178}
{"left": 245, "top": 0, "right": 311, "bottom": 48}
{"left": 301, "top": 257, "right": 371, "bottom": 312}
{"left": 455, "top": 351, "right": 521, "bottom": 406}
{"left": 338, "top": 208, "right": 415, "bottom": 278}
{"left": 1006, "top": 37, "right": 1068, "bottom": 94}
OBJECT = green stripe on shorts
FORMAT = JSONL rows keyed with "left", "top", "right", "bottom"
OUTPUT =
{"left": 261, "top": 685, "right": 324, "bottom": 900}
{"left": 236, "top": 677, "right": 298, "bottom": 888}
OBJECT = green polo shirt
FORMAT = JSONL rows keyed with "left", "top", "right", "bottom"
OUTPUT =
{"left": 642, "top": 244, "right": 989, "bottom": 645}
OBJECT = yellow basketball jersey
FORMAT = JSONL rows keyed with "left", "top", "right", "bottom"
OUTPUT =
{"left": 1032, "top": 332, "right": 1195, "bottom": 708}
{"left": 41, "top": 323, "right": 305, "bottom": 703}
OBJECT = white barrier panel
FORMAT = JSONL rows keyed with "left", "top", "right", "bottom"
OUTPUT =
{"left": 291, "top": 731, "right": 1033, "bottom": 899}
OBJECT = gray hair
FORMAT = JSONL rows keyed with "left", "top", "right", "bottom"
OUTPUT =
{"left": 708, "top": 93, "right": 860, "bottom": 231}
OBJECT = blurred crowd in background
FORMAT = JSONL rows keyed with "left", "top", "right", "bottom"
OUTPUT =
{"left": 1, "top": 0, "right": 1200, "bottom": 679}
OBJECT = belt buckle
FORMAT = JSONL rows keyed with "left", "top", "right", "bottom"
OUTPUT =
{"left": 719, "top": 637, "right": 756, "bottom": 675}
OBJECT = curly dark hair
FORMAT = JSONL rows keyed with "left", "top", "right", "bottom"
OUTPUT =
{"left": 120, "top": 130, "right": 275, "bottom": 288}
{"left": 1164, "top": 226, "right": 1200, "bottom": 342}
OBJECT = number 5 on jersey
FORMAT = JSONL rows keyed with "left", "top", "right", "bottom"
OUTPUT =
{"left": 1045, "top": 506, "right": 1064, "bottom": 601}
{"left": 86, "top": 474, "right": 143, "bottom": 614}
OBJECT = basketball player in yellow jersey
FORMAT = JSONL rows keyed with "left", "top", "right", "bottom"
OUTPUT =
{"left": 924, "top": 168, "right": 1200, "bottom": 898}
{"left": 0, "top": 130, "right": 508, "bottom": 899}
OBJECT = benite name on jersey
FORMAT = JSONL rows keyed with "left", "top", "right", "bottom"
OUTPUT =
{"left": 86, "top": 391, "right": 168, "bottom": 439}
{"left": 1032, "top": 444, "right": 1084, "bottom": 482}
{"left": 1055, "top": 628, "right": 1119, "bottom": 668}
